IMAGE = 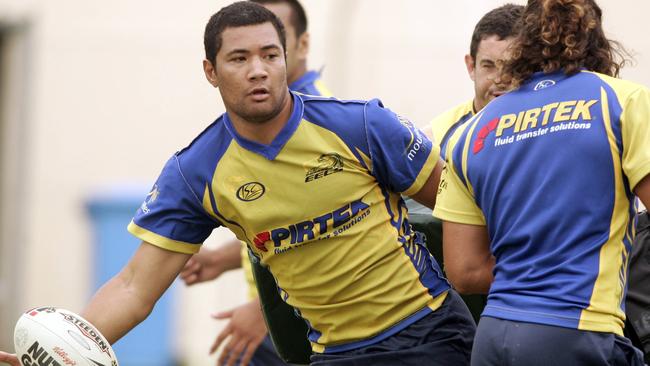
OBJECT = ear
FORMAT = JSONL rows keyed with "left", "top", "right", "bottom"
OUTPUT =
{"left": 203, "top": 59, "right": 219, "bottom": 88}
{"left": 464, "top": 54, "right": 476, "bottom": 82}
{"left": 295, "top": 31, "right": 310, "bottom": 61}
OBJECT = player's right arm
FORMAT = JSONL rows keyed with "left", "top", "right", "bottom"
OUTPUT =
{"left": 0, "top": 351, "right": 19, "bottom": 365}
{"left": 82, "top": 241, "right": 191, "bottom": 344}
{"left": 0, "top": 242, "right": 191, "bottom": 364}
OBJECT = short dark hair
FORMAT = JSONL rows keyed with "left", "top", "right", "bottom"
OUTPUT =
{"left": 470, "top": 4, "right": 524, "bottom": 59}
{"left": 203, "top": 1, "right": 287, "bottom": 64}
{"left": 250, "top": 0, "right": 308, "bottom": 37}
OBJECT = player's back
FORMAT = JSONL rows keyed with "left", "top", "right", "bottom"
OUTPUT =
{"left": 447, "top": 70, "right": 646, "bottom": 335}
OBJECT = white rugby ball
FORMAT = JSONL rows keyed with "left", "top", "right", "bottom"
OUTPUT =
{"left": 14, "top": 307, "right": 119, "bottom": 366}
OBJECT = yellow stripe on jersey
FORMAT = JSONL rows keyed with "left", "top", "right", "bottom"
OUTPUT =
{"left": 314, "top": 79, "right": 333, "bottom": 97}
{"left": 461, "top": 111, "right": 485, "bottom": 197}
{"left": 578, "top": 87, "right": 626, "bottom": 336}
{"left": 127, "top": 220, "right": 201, "bottom": 254}
{"left": 402, "top": 143, "right": 440, "bottom": 197}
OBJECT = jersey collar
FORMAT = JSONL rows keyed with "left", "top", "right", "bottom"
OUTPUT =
{"left": 289, "top": 70, "right": 320, "bottom": 93}
{"left": 222, "top": 91, "right": 304, "bottom": 160}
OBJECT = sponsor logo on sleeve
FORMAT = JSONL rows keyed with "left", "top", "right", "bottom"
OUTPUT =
{"left": 140, "top": 184, "right": 160, "bottom": 214}
{"left": 397, "top": 115, "right": 426, "bottom": 161}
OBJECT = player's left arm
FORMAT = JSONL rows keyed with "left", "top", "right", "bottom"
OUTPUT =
{"left": 409, "top": 158, "right": 445, "bottom": 209}
{"left": 442, "top": 221, "right": 494, "bottom": 294}
{"left": 363, "top": 99, "right": 441, "bottom": 203}
{"left": 635, "top": 174, "right": 650, "bottom": 210}
{"left": 432, "top": 135, "right": 493, "bottom": 294}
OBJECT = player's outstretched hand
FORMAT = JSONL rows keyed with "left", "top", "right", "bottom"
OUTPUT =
{"left": 0, "top": 351, "right": 20, "bottom": 366}
{"left": 180, "top": 240, "right": 243, "bottom": 286}
{"left": 210, "top": 299, "right": 267, "bottom": 366}
{"left": 180, "top": 248, "right": 223, "bottom": 285}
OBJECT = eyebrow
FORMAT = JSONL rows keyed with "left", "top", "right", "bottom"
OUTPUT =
{"left": 225, "top": 44, "right": 282, "bottom": 57}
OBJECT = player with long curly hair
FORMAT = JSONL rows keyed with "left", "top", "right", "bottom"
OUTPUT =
{"left": 434, "top": 0, "right": 650, "bottom": 365}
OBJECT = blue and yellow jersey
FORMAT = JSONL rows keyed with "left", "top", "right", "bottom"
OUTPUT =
{"left": 240, "top": 69, "right": 333, "bottom": 300}
{"left": 289, "top": 70, "right": 332, "bottom": 97}
{"left": 128, "top": 92, "right": 449, "bottom": 353}
{"left": 430, "top": 100, "right": 474, "bottom": 160}
{"left": 434, "top": 70, "right": 650, "bottom": 336}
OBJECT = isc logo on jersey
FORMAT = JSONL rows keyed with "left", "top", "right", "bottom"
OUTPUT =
{"left": 473, "top": 99, "right": 598, "bottom": 154}
{"left": 253, "top": 199, "right": 370, "bottom": 252}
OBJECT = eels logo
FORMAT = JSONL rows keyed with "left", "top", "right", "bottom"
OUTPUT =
{"left": 236, "top": 182, "right": 265, "bottom": 202}
{"left": 305, "top": 153, "right": 344, "bottom": 182}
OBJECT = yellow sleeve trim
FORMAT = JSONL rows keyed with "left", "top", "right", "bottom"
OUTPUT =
{"left": 432, "top": 205, "right": 486, "bottom": 225}
{"left": 403, "top": 144, "right": 441, "bottom": 197}
{"left": 127, "top": 220, "right": 201, "bottom": 254}
{"left": 628, "top": 164, "right": 650, "bottom": 191}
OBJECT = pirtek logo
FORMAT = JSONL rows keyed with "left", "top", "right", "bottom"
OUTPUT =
{"left": 253, "top": 199, "right": 370, "bottom": 251}
{"left": 473, "top": 99, "right": 598, "bottom": 154}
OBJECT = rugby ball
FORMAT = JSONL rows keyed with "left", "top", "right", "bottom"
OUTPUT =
{"left": 14, "top": 307, "right": 119, "bottom": 366}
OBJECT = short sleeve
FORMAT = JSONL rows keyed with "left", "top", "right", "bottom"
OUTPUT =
{"left": 364, "top": 99, "right": 440, "bottom": 196}
{"left": 433, "top": 142, "right": 485, "bottom": 225}
{"left": 127, "top": 155, "right": 219, "bottom": 254}
{"left": 621, "top": 87, "right": 650, "bottom": 189}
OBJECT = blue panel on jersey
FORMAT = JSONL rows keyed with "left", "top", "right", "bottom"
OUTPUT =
{"left": 290, "top": 70, "right": 322, "bottom": 96}
{"left": 132, "top": 156, "right": 218, "bottom": 244}
{"left": 364, "top": 99, "right": 434, "bottom": 193}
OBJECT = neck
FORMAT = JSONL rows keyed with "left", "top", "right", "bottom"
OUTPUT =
{"left": 288, "top": 61, "right": 308, "bottom": 85}
{"left": 228, "top": 90, "right": 293, "bottom": 145}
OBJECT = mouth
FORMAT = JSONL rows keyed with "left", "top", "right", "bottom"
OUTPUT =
{"left": 491, "top": 90, "right": 506, "bottom": 98}
{"left": 248, "top": 87, "right": 270, "bottom": 102}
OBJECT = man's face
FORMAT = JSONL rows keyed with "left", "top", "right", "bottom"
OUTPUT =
{"left": 261, "top": 2, "right": 308, "bottom": 84}
{"left": 204, "top": 22, "right": 288, "bottom": 124}
{"left": 466, "top": 35, "right": 513, "bottom": 112}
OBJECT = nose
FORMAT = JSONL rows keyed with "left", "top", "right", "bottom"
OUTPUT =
{"left": 248, "top": 56, "right": 268, "bottom": 81}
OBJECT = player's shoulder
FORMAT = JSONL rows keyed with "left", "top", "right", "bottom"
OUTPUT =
{"left": 299, "top": 93, "right": 389, "bottom": 125}
{"left": 430, "top": 100, "right": 474, "bottom": 141}
{"left": 583, "top": 71, "right": 648, "bottom": 100}
{"left": 431, "top": 100, "right": 474, "bottom": 125}
{"left": 175, "top": 115, "right": 231, "bottom": 164}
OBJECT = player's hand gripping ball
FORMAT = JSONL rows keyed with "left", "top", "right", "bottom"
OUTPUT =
{"left": 14, "top": 307, "right": 119, "bottom": 366}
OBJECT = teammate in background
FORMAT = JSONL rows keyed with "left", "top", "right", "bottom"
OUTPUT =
{"left": 412, "top": 4, "right": 523, "bottom": 324}
{"left": 429, "top": 4, "right": 522, "bottom": 159}
{"left": 434, "top": 0, "right": 649, "bottom": 364}
{"left": 1, "top": 2, "right": 475, "bottom": 366}
{"left": 179, "top": 1, "right": 330, "bottom": 365}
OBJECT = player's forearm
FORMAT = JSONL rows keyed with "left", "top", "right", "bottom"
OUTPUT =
{"left": 447, "top": 257, "right": 495, "bottom": 295}
{"left": 82, "top": 241, "right": 191, "bottom": 344}
{"left": 216, "top": 239, "right": 245, "bottom": 271}
{"left": 82, "top": 270, "right": 154, "bottom": 344}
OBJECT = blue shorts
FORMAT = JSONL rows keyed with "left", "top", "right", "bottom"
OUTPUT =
{"left": 310, "top": 290, "right": 476, "bottom": 366}
{"left": 472, "top": 317, "right": 645, "bottom": 366}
